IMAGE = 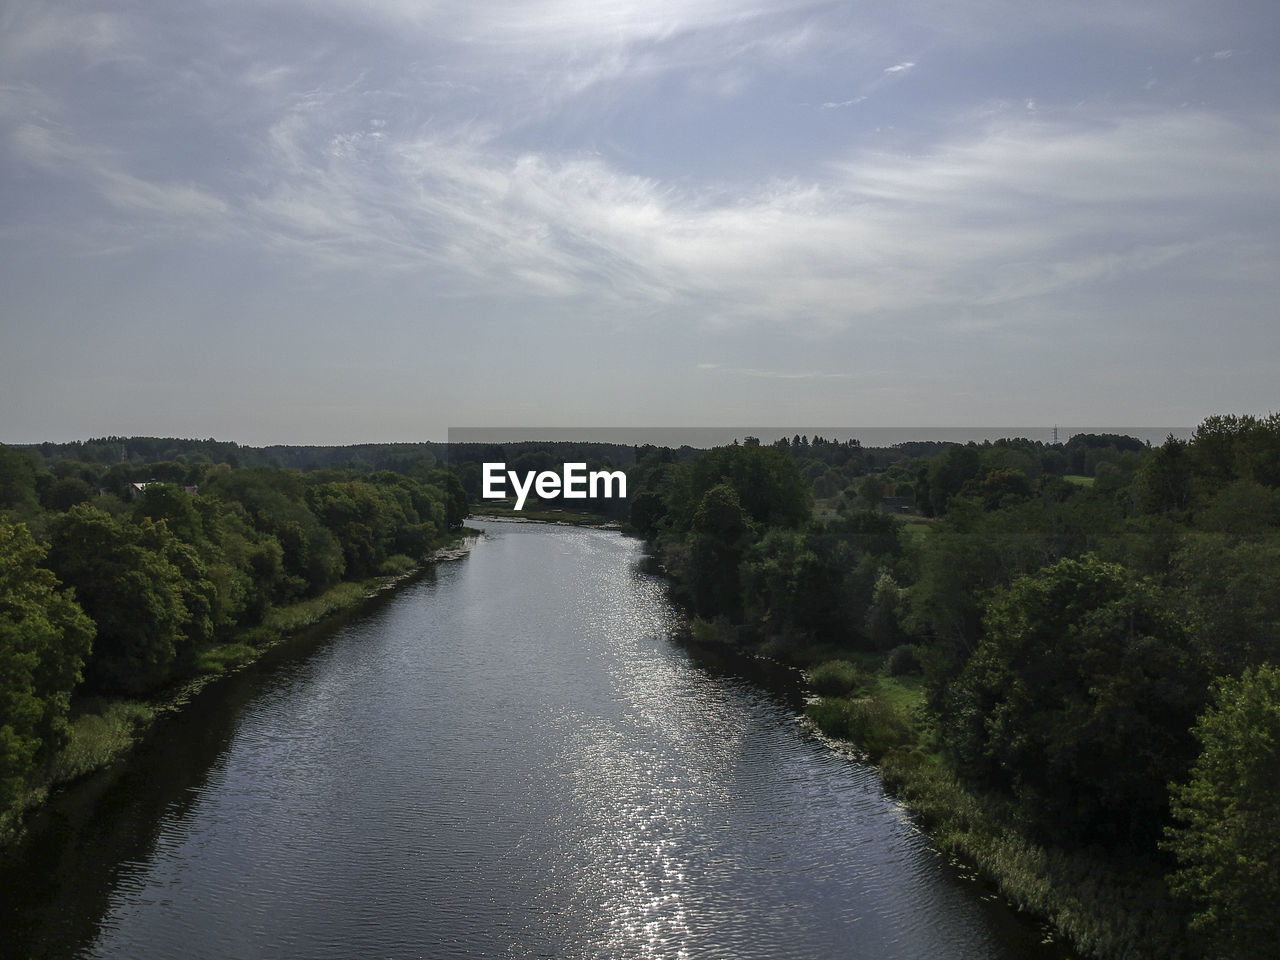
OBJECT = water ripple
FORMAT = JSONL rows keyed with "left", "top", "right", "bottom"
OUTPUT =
{"left": 10, "top": 522, "right": 1071, "bottom": 960}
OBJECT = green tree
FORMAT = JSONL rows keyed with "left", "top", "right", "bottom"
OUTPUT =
{"left": 946, "top": 554, "right": 1205, "bottom": 846}
{"left": 0, "top": 521, "right": 95, "bottom": 810}
{"left": 865, "top": 570, "right": 905, "bottom": 650}
{"left": 740, "top": 528, "right": 846, "bottom": 641}
{"left": 687, "top": 483, "right": 751, "bottom": 619}
{"left": 1136, "top": 436, "right": 1194, "bottom": 516}
{"left": 40, "top": 476, "right": 95, "bottom": 512}
{"left": 1173, "top": 532, "right": 1280, "bottom": 675}
{"left": 47, "top": 506, "right": 189, "bottom": 694}
{"left": 923, "top": 444, "right": 982, "bottom": 516}
{"left": 688, "top": 445, "right": 810, "bottom": 528}
{"left": 856, "top": 474, "right": 886, "bottom": 510}
{"left": 306, "top": 481, "right": 391, "bottom": 579}
{"left": 628, "top": 490, "right": 666, "bottom": 539}
{"left": 0, "top": 444, "right": 40, "bottom": 514}
{"left": 1165, "top": 665, "right": 1280, "bottom": 960}
{"left": 132, "top": 483, "right": 204, "bottom": 544}
{"left": 437, "top": 470, "right": 470, "bottom": 527}
{"left": 966, "top": 467, "right": 1033, "bottom": 510}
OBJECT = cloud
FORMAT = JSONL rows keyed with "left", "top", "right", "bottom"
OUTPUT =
{"left": 4, "top": 1, "right": 1279, "bottom": 334}
{"left": 11, "top": 122, "right": 228, "bottom": 222}
{"left": 0, "top": 2, "right": 135, "bottom": 69}
{"left": 821, "top": 97, "right": 866, "bottom": 109}
{"left": 17, "top": 91, "right": 1274, "bottom": 335}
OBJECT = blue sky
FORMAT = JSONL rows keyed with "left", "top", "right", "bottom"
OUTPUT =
{"left": 2, "top": 0, "right": 1277, "bottom": 443}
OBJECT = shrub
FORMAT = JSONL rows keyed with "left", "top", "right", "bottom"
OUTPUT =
{"left": 884, "top": 643, "right": 922, "bottom": 676}
{"left": 807, "top": 659, "right": 863, "bottom": 696}
{"left": 806, "top": 694, "right": 914, "bottom": 759}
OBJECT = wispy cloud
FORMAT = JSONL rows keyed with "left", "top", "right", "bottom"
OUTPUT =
{"left": 11, "top": 122, "right": 228, "bottom": 222}
{"left": 3, "top": 0, "right": 1279, "bottom": 437}
{"left": 821, "top": 97, "right": 866, "bottom": 109}
{"left": 12, "top": 82, "right": 1279, "bottom": 331}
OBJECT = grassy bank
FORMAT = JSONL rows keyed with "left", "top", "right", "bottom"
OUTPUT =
{"left": 686, "top": 621, "right": 1196, "bottom": 959}
{"left": 1, "top": 529, "right": 479, "bottom": 847}
{"left": 798, "top": 650, "right": 1191, "bottom": 960}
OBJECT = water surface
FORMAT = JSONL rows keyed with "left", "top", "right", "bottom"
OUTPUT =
{"left": 3, "top": 521, "right": 1071, "bottom": 959}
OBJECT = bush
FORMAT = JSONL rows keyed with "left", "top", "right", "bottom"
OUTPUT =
{"left": 689, "top": 616, "right": 737, "bottom": 646}
{"left": 378, "top": 554, "right": 417, "bottom": 576}
{"left": 806, "top": 694, "right": 914, "bottom": 758}
{"left": 807, "top": 659, "right": 863, "bottom": 696}
{"left": 262, "top": 582, "right": 367, "bottom": 634}
{"left": 195, "top": 643, "right": 258, "bottom": 676}
{"left": 884, "top": 643, "right": 922, "bottom": 676}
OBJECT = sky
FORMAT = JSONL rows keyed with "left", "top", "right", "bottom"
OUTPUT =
{"left": 2, "top": 0, "right": 1278, "bottom": 444}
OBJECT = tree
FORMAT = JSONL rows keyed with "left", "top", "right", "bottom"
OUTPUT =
{"left": 0, "top": 521, "right": 94, "bottom": 810}
{"left": 856, "top": 474, "right": 886, "bottom": 510}
{"left": 437, "top": 470, "right": 470, "bottom": 527}
{"left": 967, "top": 467, "right": 1032, "bottom": 510}
{"left": 740, "top": 528, "right": 848, "bottom": 642}
{"left": 47, "top": 506, "right": 189, "bottom": 694}
{"left": 132, "top": 482, "right": 204, "bottom": 544}
{"left": 40, "top": 476, "right": 95, "bottom": 512}
{"left": 687, "top": 483, "right": 751, "bottom": 619}
{"left": 946, "top": 554, "right": 1206, "bottom": 846}
{"left": 865, "top": 570, "right": 905, "bottom": 650}
{"left": 0, "top": 444, "right": 40, "bottom": 514}
{"left": 305, "top": 481, "right": 390, "bottom": 579}
{"left": 924, "top": 444, "right": 982, "bottom": 516}
{"left": 688, "top": 445, "right": 810, "bottom": 528}
{"left": 628, "top": 490, "right": 666, "bottom": 539}
{"left": 1136, "top": 436, "right": 1194, "bottom": 516}
{"left": 1165, "top": 665, "right": 1280, "bottom": 960}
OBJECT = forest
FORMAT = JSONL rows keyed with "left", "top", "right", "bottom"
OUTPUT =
{"left": 2, "top": 418, "right": 1278, "bottom": 960}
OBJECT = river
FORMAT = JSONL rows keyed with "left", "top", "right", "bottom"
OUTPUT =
{"left": 1, "top": 521, "right": 1072, "bottom": 959}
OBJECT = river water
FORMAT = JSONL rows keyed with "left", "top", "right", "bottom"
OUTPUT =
{"left": 2, "top": 521, "right": 1072, "bottom": 959}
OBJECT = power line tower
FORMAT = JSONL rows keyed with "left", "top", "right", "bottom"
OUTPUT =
{"left": 1052, "top": 424, "right": 1059, "bottom": 443}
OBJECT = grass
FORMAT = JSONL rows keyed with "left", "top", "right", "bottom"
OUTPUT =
{"left": 811, "top": 497, "right": 844, "bottom": 521}
{"left": 259, "top": 581, "right": 370, "bottom": 636}
{"left": 193, "top": 579, "right": 393, "bottom": 678}
{"left": 1064, "top": 474, "right": 1096, "bottom": 487}
{"left": 881, "top": 753, "right": 1191, "bottom": 959}
{"left": 194, "top": 642, "right": 258, "bottom": 676}
{"left": 378, "top": 553, "right": 417, "bottom": 576}
{"left": 805, "top": 659, "right": 865, "bottom": 696}
{"left": 896, "top": 517, "right": 937, "bottom": 546}
{"left": 3, "top": 695, "right": 161, "bottom": 844}
{"left": 50, "top": 698, "right": 157, "bottom": 784}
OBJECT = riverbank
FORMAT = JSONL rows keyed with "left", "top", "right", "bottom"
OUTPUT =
{"left": 0, "top": 527, "right": 482, "bottom": 849}
{"left": 686, "top": 618, "right": 1191, "bottom": 960}
{"left": 470, "top": 508, "right": 619, "bottom": 527}
{"left": 808, "top": 669, "right": 1186, "bottom": 960}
